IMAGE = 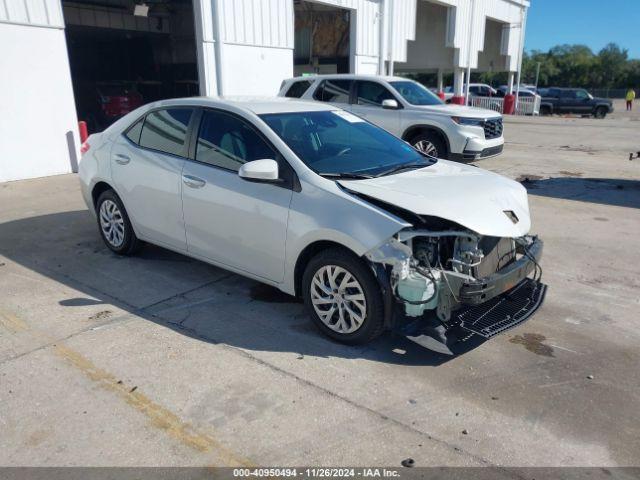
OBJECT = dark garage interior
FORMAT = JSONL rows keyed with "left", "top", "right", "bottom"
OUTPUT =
{"left": 62, "top": 0, "right": 198, "bottom": 132}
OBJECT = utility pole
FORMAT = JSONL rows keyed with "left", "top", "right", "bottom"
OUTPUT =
{"left": 514, "top": 5, "right": 527, "bottom": 112}
{"left": 387, "top": 0, "right": 395, "bottom": 75}
{"left": 464, "top": 0, "right": 475, "bottom": 106}
{"left": 534, "top": 61, "right": 540, "bottom": 91}
{"left": 378, "top": 0, "right": 387, "bottom": 76}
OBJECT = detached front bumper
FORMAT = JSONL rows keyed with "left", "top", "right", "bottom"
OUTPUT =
{"left": 456, "top": 278, "right": 547, "bottom": 338}
{"left": 398, "top": 238, "right": 546, "bottom": 353}
{"left": 448, "top": 237, "right": 546, "bottom": 338}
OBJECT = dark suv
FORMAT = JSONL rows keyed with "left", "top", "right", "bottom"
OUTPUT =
{"left": 540, "top": 88, "right": 613, "bottom": 118}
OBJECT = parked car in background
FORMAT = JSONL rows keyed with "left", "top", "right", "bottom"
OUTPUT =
{"left": 496, "top": 86, "right": 539, "bottom": 98}
{"left": 439, "top": 85, "right": 496, "bottom": 103}
{"left": 540, "top": 88, "right": 613, "bottom": 118}
{"left": 96, "top": 83, "right": 144, "bottom": 123}
{"left": 495, "top": 86, "right": 541, "bottom": 115}
{"left": 76, "top": 82, "right": 144, "bottom": 132}
{"left": 467, "top": 83, "right": 498, "bottom": 97}
{"left": 279, "top": 75, "right": 505, "bottom": 162}
{"left": 79, "top": 97, "right": 544, "bottom": 350}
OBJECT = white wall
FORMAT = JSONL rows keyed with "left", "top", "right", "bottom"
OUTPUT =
{"left": 0, "top": 22, "right": 79, "bottom": 183}
{"left": 0, "top": 0, "right": 64, "bottom": 28}
{"left": 221, "top": 44, "right": 293, "bottom": 96}
{"left": 400, "top": 0, "right": 454, "bottom": 71}
{"left": 207, "top": 0, "right": 418, "bottom": 96}
{"left": 399, "top": 0, "right": 528, "bottom": 73}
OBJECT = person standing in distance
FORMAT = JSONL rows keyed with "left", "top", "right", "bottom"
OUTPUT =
{"left": 626, "top": 87, "right": 636, "bottom": 111}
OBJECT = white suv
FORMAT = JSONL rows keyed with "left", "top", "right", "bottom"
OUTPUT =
{"left": 279, "top": 75, "right": 504, "bottom": 162}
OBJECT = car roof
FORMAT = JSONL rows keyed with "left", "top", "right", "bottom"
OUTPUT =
{"left": 149, "top": 96, "right": 336, "bottom": 115}
{"left": 285, "top": 74, "right": 409, "bottom": 83}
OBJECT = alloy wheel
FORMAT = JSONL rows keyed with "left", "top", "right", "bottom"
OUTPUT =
{"left": 414, "top": 140, "right": 438, "bottom": 157}
{"left": 310, "top": 265, "right": 367, "bottom": 334}
{"left": 99, "top": 199, "right": 125, "bottom": 248}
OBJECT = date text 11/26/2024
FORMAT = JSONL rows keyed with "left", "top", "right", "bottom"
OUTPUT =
{"left": 233, "top": 468, "right": 402, "bottom": 478}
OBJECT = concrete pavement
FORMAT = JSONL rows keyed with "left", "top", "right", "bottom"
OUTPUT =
{"left": 0, "top": 115, "right": 639, "bottom": 467}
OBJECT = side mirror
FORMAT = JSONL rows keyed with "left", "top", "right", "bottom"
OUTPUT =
{"left": 238, "top": 159, "right": 280, "bottom": 183}
{"left": 382, "top": 99, "right": 399, "bottom": 109}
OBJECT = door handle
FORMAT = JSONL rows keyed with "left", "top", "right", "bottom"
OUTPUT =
{"left": 114, "top": 153, "right": 131, "bottom": 165}
{"left": 182, "top": 174, "right": 206, "bottom": 189}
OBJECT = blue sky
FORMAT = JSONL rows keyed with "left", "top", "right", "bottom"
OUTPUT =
{"left": 525, "top": 0, "right": 640, "bottom": 59}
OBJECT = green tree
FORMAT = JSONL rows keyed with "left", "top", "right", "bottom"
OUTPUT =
{"left": 598, "top": 43, "right": 628, "bottom": 88}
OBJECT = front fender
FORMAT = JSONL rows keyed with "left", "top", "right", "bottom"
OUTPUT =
{"left": 280, "top": 180, "right": 410, "bottom": 295}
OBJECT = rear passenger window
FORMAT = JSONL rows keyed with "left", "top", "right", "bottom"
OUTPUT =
{"left": 139, "top": 108, "right": 193, "bottom": 157}
{"left": 196, "top": 110, "right": 276, "bottom": 171}
{"left": 285, "top": 80, "right": 312, "bottom": 98}
{"left": 125, "top": 118, "right": 144, "bottom": 144}
{"left": 313, "top": 80, "right": 353, "bottom": 103}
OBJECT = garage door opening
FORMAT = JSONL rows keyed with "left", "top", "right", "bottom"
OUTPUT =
{"left": 63, "top": 0, "right": 198, "bottom": 132}
{"left": 294, "top": 0, "right": 352, "bottom": 76}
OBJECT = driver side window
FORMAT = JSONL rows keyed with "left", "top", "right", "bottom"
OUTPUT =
{"left": 196, "top": 110, "right": 276, "bottom": 172}
{"left": 355, "top": 81, "right": 395, "bottom": 106}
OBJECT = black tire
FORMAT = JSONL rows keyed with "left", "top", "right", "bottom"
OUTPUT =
{"left": 594, "top": 106, "right": 607, "bottom": 119}
{"left": 95, "top": 189, "right": 142, "bottom": 255}
{"left": 540, "top": 105, "right": 552, "bottom": 116}
{"left": 302, "top": 248, "right": 385, "bottom": 345}
{"left": 410, "top": 131, "right": 448, "bottom": 159}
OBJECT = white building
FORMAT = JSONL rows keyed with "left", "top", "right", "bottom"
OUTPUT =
{"left": 0, "top": 0, "right": 529, "bottom": 183}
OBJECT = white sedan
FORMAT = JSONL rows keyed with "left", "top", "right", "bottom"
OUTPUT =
{"left": 79, "top": 97, "right": 545, "bottom": 350}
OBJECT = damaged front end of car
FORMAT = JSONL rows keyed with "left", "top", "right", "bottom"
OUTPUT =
{"left": 365, "top": 216, "right": 546, "bottom": 353}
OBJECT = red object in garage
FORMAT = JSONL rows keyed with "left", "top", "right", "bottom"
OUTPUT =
{"left": 100, "top": 92, "right": 143, "bottom": 118}
{"left": 451, "top": 95, "right": 465, "bottom": 105}
{"left": 97, "top": 84, "right": 144, "bottom": 120}
{"left": 437, "top": 91, "right": 446, "bottom": 101}
{"left": 78, "top": 121, "right": 88, "bottom": 143}
{"left": 503, "top": 94, "right": 515, "bottom": 114}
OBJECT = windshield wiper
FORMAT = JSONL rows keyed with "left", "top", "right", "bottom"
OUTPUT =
{"left": 378, "top": 161, "right": 432, "bottom": 177}
{"left": 318, "top": 172, "right": 374, "bottom": 180}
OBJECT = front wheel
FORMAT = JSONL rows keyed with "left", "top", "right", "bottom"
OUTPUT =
{"left": 594, "top": 107, "right": 607, "bottom": 119}
{"left": 410, "top": 132, "right": 447, "bottom": 159}
{"left": 302, "top": 248, "right": 385, "bottom": 345}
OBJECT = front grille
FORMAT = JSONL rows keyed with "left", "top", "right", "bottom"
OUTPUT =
{"left": 455, "top": 279, "right": 547, "bottom": 338}
{"left": 484, "top": 118, "right": 503, "bottom": 139}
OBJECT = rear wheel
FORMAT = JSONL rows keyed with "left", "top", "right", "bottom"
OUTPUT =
{"left": 540, "top": 105, "right": 552, "bottom": 116}
{"left": 410, "top": 131, "right": 448, "bottom": 159}
{"left": 302, "top": 248, "right": 384, "bottom": 345}
{"left": 594, "top": 106, "right": 607, "bottom": 119}
{"left": 96, "top": 189, "right": 141, "bottom": 255}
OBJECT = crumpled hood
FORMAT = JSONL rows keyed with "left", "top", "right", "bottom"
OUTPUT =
{"left": 339, "top": 160, "right": 531, "bottom": 238}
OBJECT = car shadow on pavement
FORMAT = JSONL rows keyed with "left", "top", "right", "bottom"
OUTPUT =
{"left": 520, "top": 177, "right": 640, "bottom": 209}
{"left": 0, "top": 210, "right": 488, "bottom": 367}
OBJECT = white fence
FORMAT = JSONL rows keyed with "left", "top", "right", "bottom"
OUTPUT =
{"left": 469, "top": 96, "right": 541, "bottom": 116}
{"left": 515, "top": 96, "right": 541, "bottom": 116}
{"left": 470, "top": 96, "right": 504, "bottom": 113}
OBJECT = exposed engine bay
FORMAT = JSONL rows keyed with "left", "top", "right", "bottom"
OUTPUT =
{"left": 364, "top": 214, "right": 545, "bottom": 346}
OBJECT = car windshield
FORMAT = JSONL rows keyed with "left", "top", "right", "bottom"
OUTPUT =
{"left": 260, "top": 110, "right": 435, "bottom": 178}
{"left": 389, "top": 81, "right": 444, "bottom": 106}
